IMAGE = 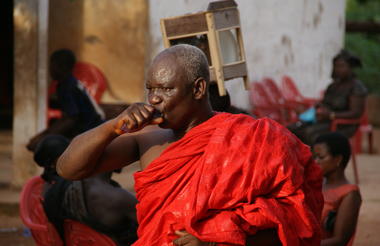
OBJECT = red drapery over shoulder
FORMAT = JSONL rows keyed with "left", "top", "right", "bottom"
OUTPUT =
{"left": 133, "top": 113, "right": 323, "bottom": 246}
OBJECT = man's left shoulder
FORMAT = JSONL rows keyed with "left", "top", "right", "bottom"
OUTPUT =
{"left": 219, "top": 112, "right": 255, "bottom": 123}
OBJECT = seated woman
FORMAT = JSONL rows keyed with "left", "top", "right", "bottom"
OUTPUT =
{"left": 34, "top": 135, "right": 138, "bottom": 245}
{"left": 289, "top": 50, "right": 367, "bottom": 145}
{"left": 312, "top": 132, "right": 362, "bottom": 246}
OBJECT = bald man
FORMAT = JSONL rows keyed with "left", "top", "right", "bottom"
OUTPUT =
{"left": 58, "top": 44, "right": 323, "bottom": 246}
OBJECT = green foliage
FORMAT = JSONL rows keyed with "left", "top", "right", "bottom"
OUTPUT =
{"left": 346, "top": 0, "right": 380, "bottom": 22}
{"left": 345, "top": 0, "right": 380, "bottom": 95}
{"left": 345, "top": 33, "right": 380, "bottom": 94}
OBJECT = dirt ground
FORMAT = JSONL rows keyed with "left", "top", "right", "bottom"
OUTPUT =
{"left": 349, "top": 154, "right": 380, "bottom": 246}
{"left": 0, "top": 130, "right": 379, "bottom": 245}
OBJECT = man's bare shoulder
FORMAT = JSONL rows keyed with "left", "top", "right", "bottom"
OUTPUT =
{"left": 131, "top": 125, "right": 175, "bottom": 169}
{"left": 133, "top": 125, "right": 173, "bottom": 143}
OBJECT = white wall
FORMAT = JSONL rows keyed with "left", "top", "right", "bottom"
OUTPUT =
{"left": 148, "top": 0, "right": 346, "bottom": 110}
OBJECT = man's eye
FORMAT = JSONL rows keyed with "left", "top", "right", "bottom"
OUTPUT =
{"left": 316, "top": 155, "right": 326, "bottom": 160}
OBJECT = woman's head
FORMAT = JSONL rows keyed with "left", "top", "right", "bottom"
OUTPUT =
{"left": 332, "top": 50, "right": 362, "bottom": 80}
{"left": 34, "top": 135, "right": 70, "bottom": 182}
{"left": 312, "top": 132, "right": 351, "bottom": 176}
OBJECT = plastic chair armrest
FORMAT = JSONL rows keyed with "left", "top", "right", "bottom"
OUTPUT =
{"left": 331, "top": 118, "right": 361, "bottom": 131}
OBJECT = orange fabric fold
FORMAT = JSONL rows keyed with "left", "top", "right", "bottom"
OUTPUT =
{"left": 133, "top": 113, "right": 323, "bottom": 246}
{"left": 321, "top": 184, "right": 360, "bottom": 245}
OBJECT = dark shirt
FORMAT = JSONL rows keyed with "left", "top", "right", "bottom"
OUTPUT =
{"left": 321, "top": 79, "right": 367, "bottom": 112}
{"left": 56, "top": 76, "right": 104, "bottom": 134}
{"left": 43, "top": 177, "right": 72, "bottom": 240}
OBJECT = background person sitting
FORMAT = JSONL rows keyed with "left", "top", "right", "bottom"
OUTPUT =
{"left": 34, "top": 135, "right": 138, "bottom": 245}
{"left": 208, "top": 83, "right": 250, "bottom": 114}
{"left": 33, "top": 135, "right": 73, "bottom": 240}
{"left": 312, "top": 132, "right": 362, "bottom": 246}
{"left": 61, "top": 171, "right": 138, "bottom": 246}
{"left": 27, "top": 49, "right": 105, "bottom": 151}
{"left": 289, "top": 50, "right": 367, "bottom": 145}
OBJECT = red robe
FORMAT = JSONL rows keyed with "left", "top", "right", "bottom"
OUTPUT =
{"left": 133, "top": 113, "right": 323, "bottom": 245}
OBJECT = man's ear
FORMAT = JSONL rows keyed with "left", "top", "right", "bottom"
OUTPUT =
{"left": 193, "top": 77, "right": 207, "bottom": 100}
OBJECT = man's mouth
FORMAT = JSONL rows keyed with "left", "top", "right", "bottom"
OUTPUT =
{"left": 153, "top": 110, "right": 163, "bottom": 119}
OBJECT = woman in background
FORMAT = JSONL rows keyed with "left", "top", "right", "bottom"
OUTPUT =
{"left": 290, "top": 50, "right": 367, "bottom": 145}
{"left": 312, "top": 132, "right": 362, "bottom": 246}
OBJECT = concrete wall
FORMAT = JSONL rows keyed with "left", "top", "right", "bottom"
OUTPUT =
{"left": 12, "top": 0, "right": 149, "bottom": 186}
{"left": 148, "top": 0, "right": 346, "bottom": 110}
{"left": 13, "top": 0, "right": 46, "bottom": 186}
{"left": 49, "top": 0, "right": 148, "bottom": 103}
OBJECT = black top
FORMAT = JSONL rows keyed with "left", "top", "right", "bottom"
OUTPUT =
{"left": 321, "top": 79, "right": 367, "bottom": 112}
{"left": 57, "top": 76, "right": 104, "bottom": 133}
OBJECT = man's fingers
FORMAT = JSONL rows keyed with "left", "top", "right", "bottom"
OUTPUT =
{"left": 114, "top": 119, "right": 126, "bottom": 135}
{"left": 173, "top": 236, "right": 190, "bottom": 245}
{"left": 139, "top": 106, "right": 153, "bottom": 119}
{"left": 151, "top": 116, "right": 164, "bottom": 125}
{"left": 175, "top": 230, "right": 189, "bottom": 237}
{"left": 143, "top": 104, "right": 155, "bottom": 113}
{"left": 173, "top": 231, "right": 192, "bottom": 245}
{"left": 125, "top": 114, "right": 137, "bottom": 130}
{"left": 114, "top": 103, "right": 163, "bottom": 134}
{"left": 132, "top": 111, "right": 146, "bottom": 128}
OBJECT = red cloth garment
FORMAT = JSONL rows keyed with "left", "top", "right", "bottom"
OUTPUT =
{"left": 321, "top": 184, "right": 360, "bottom": 246}
{"left": 133, "top": 113, "right": 323, "bottom": 246}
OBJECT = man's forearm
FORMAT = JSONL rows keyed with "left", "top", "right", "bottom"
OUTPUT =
{"left": 57, "top": 120, "right": 118, "bottom": 180}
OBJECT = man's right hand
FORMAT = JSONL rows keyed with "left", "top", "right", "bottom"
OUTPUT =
{"left": 114, "top": 103, "right": 163, "bottom": 135}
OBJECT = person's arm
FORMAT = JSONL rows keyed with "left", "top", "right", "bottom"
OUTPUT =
{"left": 321, "top": 190, "right": 362, "bottom": 246}
{"left": 27, "top": 115, "right": 79, "bottom": 151}
{"left": 57, "top": 103, "right": 162, "bottom": 180}
{"left": 316, "top": 95, "right": 365, "bottom": 121}
{"left": 334, "top": 95, "right": 365, "bottom": 119}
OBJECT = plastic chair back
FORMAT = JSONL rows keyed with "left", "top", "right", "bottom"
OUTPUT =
{"left": 281, "top": 75, "right": 303, "bottom": 102}
{"left": 73, "top": 62, "right": 107, "bottom": 102}
{"left": 262, "top": 78, "right": 298, "bottom": 124}
{"left": 281, "top": 75, "right": 318, "bottom": 107}
{"left": 262, "top": 77, "right": 285, "bottom": 105}
{"left": 19, "top": 176, "right": 63, "bottom": 246}
{"left": 330, "top": 106, "right": 374, "bottom": 184}
{"left": 64, "top": 219, "right": 117, "bottom": 246}
{"left": 250, "top": 82, "right": 282, "bottom": 122}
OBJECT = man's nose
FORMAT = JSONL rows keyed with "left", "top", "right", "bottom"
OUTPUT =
{"left": 148, "top": 93, "right": 163, "bottom": 105}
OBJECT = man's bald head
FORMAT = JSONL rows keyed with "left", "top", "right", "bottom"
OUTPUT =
{"left": 153, "top": 44, "right": 210, "bottom": 84}
{"left": 146, "top": 44, "right": 213, "bottom": 131}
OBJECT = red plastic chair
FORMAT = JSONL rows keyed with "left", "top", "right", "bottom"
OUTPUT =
{"left": 48, "top": 62, "right": 108, "bottom": 122}
{"left": 73, "top": 62, "right": 107, "bottom": 102}
{"left": 331, "top": 109, "right": 373, "bottom": 184}
{"left": 250, "top": 82, "right": 284, "bottom": 123}
{"left": 262, "top": 77, "right": 298, "bottom": 124}
{"left": 19, "top": 176, "right": 64, "bottom": 246}
{"left": 64, "top": 219, "right": 117, "bottom": 246}
{"left": 281, "top": 75, "right": 319, "bottom": 109}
